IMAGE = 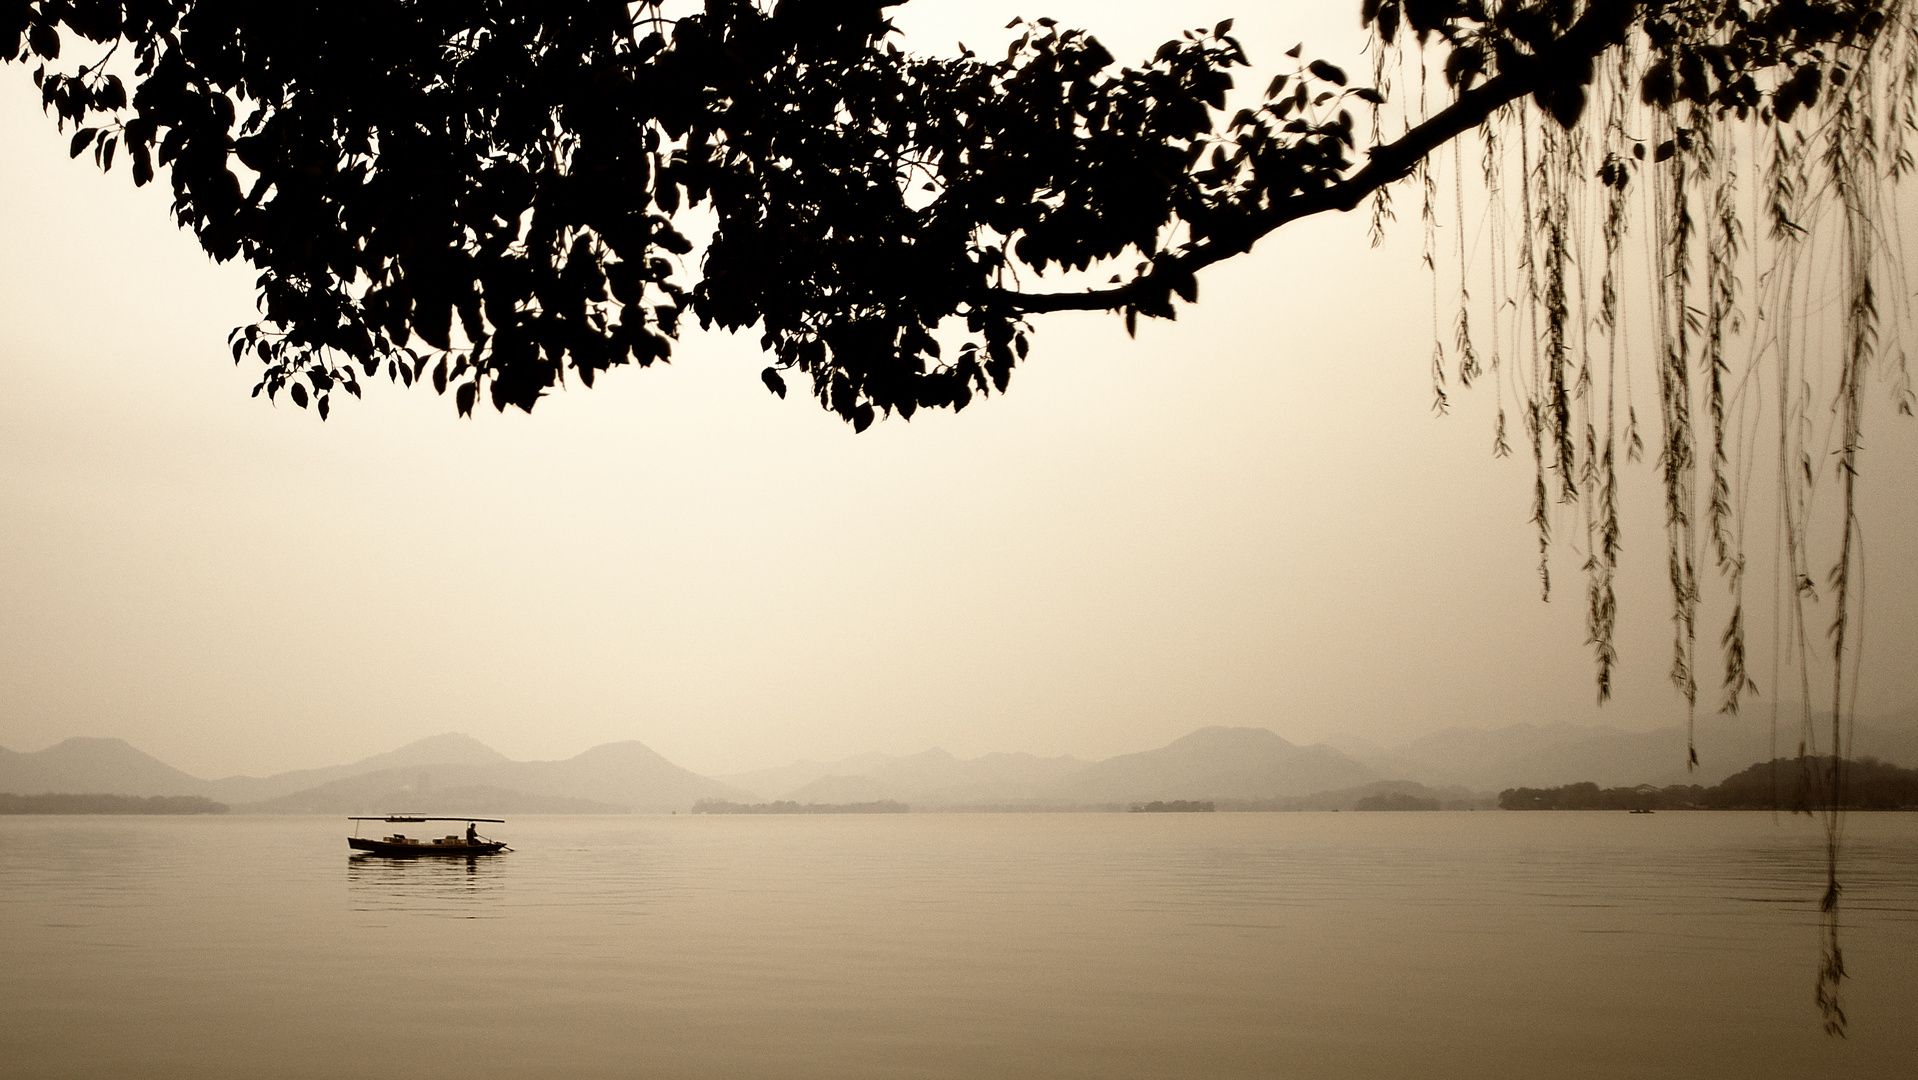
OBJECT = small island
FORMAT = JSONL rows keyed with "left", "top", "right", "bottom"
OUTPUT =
{"left": 1129, "top": 800, "right": 1215, "bottom": 813}
{"left": 0, "top": 793, "right": 230, "bottom": 815}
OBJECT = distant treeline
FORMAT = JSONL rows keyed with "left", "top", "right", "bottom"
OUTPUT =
{"left": 1355, "top": 793, "right": 1440, "bottom": 811}
{"left": 1500, "top": 783, "right": 1703, "bottom": 811}
{"left": 691, "top": 799, "right": 910, "bottom": 814}
{"left": 1217, "top": 784, "right": 1495, "bottom": 812}
{"left": 1129, "top": 800, "right": 1215, "bottom": 813}
{"left": 0, "top": 793, "right": 230, "bottom": 815}
{"left": 1501, "top": 757, "right": 1918, "bottom": 811}
{"left": 1704, "top": 757, "right": 1918, "bottom": 810}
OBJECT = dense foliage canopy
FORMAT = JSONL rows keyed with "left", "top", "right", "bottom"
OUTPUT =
{"left": 7, "top": 0, "right": 1893, "bottom": 424}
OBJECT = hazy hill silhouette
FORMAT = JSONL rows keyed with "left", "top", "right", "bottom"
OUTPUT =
{"left": 203, "top": 732, "right": 509, "bottom": 803}
{"left": 0, "top": 737, "right": 210, "bottom": 797}
{"left": 235, "top": 740, "right": 749, "bottom": 814}
{"left": 2, "top": 733, "right": 746, "bottom": 813}
{"left": 724, "top": 732, "right": 1379, "bottom": 806}
{"left": 728, "top": 748, "right": 1095, "bottom": 805}
{"left": 1054, "top": 727, "right": 1378, "bottom": 802}
{"left": 716, "top": 752, "right": 911, "bottom": 799}
{"left": 247, "top": 780, "right": 630, "bottom": 815}
{"left": 780, "top": 773, "right": 902, "bottom": 805}
{"left": 483, "top": 741, "right": 750, "bottom": 811}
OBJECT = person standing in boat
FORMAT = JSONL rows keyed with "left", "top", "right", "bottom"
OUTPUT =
{"left": 466, "top": 822, "right": 478, "bottom": 844}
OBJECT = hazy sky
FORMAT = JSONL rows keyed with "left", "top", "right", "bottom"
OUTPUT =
{"left": 4, "top": 2, "right": 1917, "bottom": 780}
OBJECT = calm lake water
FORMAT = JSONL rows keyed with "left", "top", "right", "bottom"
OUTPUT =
{"left": 2, "top": 812, "right": 1914, "bottom": 1079}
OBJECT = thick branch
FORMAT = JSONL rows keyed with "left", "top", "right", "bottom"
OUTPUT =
{"left": 996, "top": 0, "right": 1642, "bottom": 315}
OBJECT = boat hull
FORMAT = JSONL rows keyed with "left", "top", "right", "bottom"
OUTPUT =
{"left": 348, "top": 837, "right": 507, "bottom": 857}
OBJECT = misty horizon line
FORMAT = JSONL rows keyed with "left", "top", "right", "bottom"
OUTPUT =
{"left": 10, "top": 725, "right": 1320, "bottom": 783}
{"left": 11, "top": 709, "right": 1911, "bottom": 786}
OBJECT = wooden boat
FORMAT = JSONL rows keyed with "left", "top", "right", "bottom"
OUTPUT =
{"left": 347, "top": 815, "right": 510, "bottom": 856}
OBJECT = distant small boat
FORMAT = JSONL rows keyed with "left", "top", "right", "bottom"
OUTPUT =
{"left": 348, "top": 815, "right": 510, "bottom": 856}
{"left": 1629, "top": 809, "right": 1655, "bottom": 814}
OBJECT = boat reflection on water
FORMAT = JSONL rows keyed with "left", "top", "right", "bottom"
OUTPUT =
{"left": 346, "top": 848, "right": 508, "bottom": 919}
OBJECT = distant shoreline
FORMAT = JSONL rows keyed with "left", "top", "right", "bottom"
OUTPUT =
{"left": 1500, "top": 757, "right": 1918, "bottom": 811}
{"left": 692, "top": 799, "right": 909, "bottom": 815}
{"left": 0, "top": 793, "right": 230, "bottom": 815}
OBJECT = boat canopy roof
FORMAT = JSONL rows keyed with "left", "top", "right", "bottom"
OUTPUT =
{"left": 348, "top": 815, "right": 505, "bottom": 823}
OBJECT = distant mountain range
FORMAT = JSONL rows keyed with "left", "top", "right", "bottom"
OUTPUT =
{"left": 228, "top": 738, "right": 749, "bottom": 814}
{"left": 0, "top": 734, "right": 746, "bottom": 813}
{"left": 1057, "top": 727, "right": 1377, "bottom": 803}
{"left": 201, "top": 732, "right": 512, "bottom": 804}
{"left": 4, "top": 715, "right": 1914, "bottom": 812}
{"left": 721, "top": 747, "right": 1097, "bottom": 806}
{"left": 714, "top": 728, "right": 1378, "bottom": 807}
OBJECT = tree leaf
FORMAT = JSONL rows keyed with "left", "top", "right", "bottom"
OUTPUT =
{"left": 27, "top": 21, "right": 58, "bottom": 60}
{"left": 1308, "top": 60, "right": 1346, "bottom": 86}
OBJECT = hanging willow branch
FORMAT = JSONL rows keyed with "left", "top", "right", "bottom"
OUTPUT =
{"left": 1358, "top": 0, "right": 1918, "bottom": 1036}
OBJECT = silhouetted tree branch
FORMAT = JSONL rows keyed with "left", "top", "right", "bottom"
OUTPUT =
{"left": 1001, "top": 0, "right": 1645, "bottom": 317}
{"left": 8, "top": 0, "right": 1885, "bottom": 425}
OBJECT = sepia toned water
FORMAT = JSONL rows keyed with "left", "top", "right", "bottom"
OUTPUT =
{"left": 2, "top": 812, "right": 1914, "bottom": 1079}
